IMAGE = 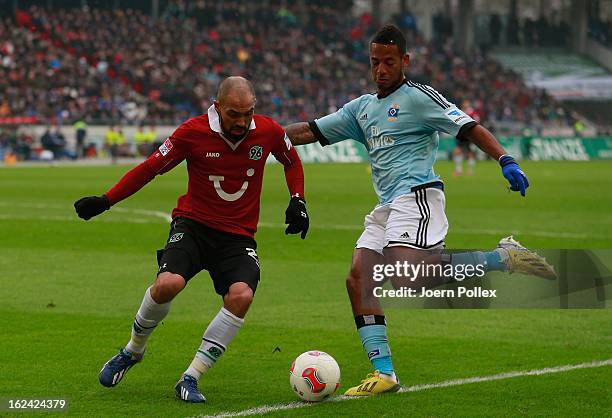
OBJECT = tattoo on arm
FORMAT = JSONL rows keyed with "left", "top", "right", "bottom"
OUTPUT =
{"left": 285, "top": 122, "right": 317, "bottom": 146}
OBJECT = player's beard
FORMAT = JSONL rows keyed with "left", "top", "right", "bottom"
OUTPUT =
{"left": 226, "top": 127, "right": 248, "bottom": 142}
{"left": 219, "top": 115, "right": 249, "bottom": 142}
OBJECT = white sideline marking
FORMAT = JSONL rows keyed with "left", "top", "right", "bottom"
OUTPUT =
{"left": 259, "top": 222, "right": 592, "bottom": 239}
{"left": 196, "top": 359, "right": 612, "bottom": 418}
{"left": 0, "top": 202, "right": 172, "bottom": 223}
{"left": 258, "top": 222, "right": 591, "bottom": 239}
{"left": 0, "top": 201, "right": 598, "bottom": 239}
{"left": 113, "top": 207, "right": 172, "bottom": 222}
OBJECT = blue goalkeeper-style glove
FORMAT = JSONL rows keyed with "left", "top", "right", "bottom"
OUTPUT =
{"left": 499, "top": 155, "right": 529, "bottom": 196}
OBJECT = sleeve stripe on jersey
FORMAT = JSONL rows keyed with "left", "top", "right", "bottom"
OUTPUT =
{"left": 308, "top": 120, "right": 330, "bottom": 146}
{"left": 423, "top": 83, "right": 452, "bottom": 107}
{"left": 406, "top": 81, "right": 450, "bottom": 109}
{"left": 408, "top": 80, "right": 451, "bottom": 108}
{"left": 457, "top": 120, "right": 478, "bottom": 139}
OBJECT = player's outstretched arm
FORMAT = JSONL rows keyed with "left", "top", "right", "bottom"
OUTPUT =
{"left": 74, "top": 137, "right": 185, "bottom": 220}
{"left": 285, "top": 122, "right": 317, "bottom": 146}
{"left": 73, "top": 160, "right": 159, "bottom": 221}
{"left": 464, "top": 124, "right": 530, "bottom": 196}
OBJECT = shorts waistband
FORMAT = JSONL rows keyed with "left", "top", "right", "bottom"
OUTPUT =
{"left": 410, "top": 181, "right": 444, "bottom": 192}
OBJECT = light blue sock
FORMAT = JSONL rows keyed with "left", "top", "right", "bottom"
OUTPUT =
{"left": 484, "top": 250, "right": 507, "bottom": 271}
{"left": 358, "top": 324, "right": 394, "bottom": 375}
{"left": 450, "top": 250, "right": 507, "bottom": 273}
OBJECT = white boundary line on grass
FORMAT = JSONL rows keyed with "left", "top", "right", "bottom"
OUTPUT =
{"left": 0, "top": 201, "right": 597, "bottom": 239}
{"left": 195, "top": 359, "right": 612, "bottom": 418}
{"left": 257, "top": 222, "right": 591, "bottom": 239}
{"left": 0, "top": 202, "right": 172, "bottom": 223}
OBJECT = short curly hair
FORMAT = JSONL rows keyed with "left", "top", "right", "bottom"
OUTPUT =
{"left": 370, "top": 24, "right": 407, "bottom": 55}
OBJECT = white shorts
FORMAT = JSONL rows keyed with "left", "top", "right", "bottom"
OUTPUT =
{"left": 356, "top": 187, "right": 448, "bottom": 253}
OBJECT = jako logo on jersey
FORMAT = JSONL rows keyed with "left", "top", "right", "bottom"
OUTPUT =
{"left": 209, "top": 168, "right": 255, "bottom": 201}
{"left": 445, "top": 108, "right": 469, "bottom": 124}
{"left": 387, "top": 104, "right": 400, "bottom": 121}
{"left": 249, "top": 145, "right": 263, "bottom": 160}
{"left": 206, "top": 152, "right": 220, "bottom": 158}
{"left": 158, "top": 138, "right": 173, "bottom": 156}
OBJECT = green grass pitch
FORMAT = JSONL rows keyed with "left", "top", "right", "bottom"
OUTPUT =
{"left": 1, "top": 160, "right": 611, "bottom": 417}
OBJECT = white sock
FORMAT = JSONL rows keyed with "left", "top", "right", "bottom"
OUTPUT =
{"left": 184, "top": 307, "right": 244, "bottom": 380}
{"left": 453, "top": 154, "right": 463, "bottom": 173}
{"left": 467, "top": 157, "right": 475, "bottom": 174}
{"left": 125, "top": 286, "right": 171, "bottom": 354}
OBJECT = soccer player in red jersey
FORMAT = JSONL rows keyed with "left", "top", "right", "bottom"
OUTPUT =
{"left": 74, "top": 77, "right": 309, "bottom": 403}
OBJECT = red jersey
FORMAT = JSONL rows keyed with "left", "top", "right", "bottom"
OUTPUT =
{"left": 105, "top": 106, "right": 304, "bottom": 238}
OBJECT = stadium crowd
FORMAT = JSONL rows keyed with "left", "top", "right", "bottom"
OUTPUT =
{"left": 0, "top": 0, "right": 574, "bottom": 161}
{"left": 510, "top": 15, "right": 571, "bottom": 48}
{"left": 589, "top": 16, "right": 612, "bottom": 47}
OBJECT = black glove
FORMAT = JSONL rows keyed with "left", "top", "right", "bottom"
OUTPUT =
{"left": 285, "top": 196, "right": 309, "bottom": 239}
{"left": 74, "top": 195, "right": 110, "bottom": 220}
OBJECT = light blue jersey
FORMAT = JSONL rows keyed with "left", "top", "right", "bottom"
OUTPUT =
{"left": 311, "top": 80, "right": 476, "bottom": 205}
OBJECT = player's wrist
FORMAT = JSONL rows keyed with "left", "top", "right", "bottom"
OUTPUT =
{"left": 102, "top": 193, "right": 116, "bottom": 207}
{"left": 498, "top": 154, "right": 517, "bottom": 167}
{"left": 290, "top": 194, "right": 305, "bottom": 204}
{"left": 101, "top": 194, "right": 111, "bottom": 209}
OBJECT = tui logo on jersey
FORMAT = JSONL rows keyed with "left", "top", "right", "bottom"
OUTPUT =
{"left": 209, "top": 168, "right": 255, "bottom": 202}
{"left": 387, "top": 104, "right": 400, "bottom": 121}
{"left": 249, "top": 145, "right": 263, "bottom": 160}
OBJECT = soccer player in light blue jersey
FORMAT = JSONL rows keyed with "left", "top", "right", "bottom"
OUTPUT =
{"left": 285, "top": 25, "right": 555, "bottom": 396}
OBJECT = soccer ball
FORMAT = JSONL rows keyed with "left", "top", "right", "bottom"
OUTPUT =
{"left": 289, "top": 350, "right": 341, "bottom": 402}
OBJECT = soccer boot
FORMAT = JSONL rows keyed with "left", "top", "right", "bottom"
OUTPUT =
{"left": 175, "top": 374, "right": 206, "bottom": 403}
{"left": 344, "top": 371, "right": 401, "bottom": 396}
{"left": 99, "top": 348, "right": 143, "bottom": 387}
{"left": 497, "top": 236, "right": 557, "bottom": 280}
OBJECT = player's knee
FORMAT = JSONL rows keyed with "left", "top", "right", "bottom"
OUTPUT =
{"left": 225, "top": 284, "right": 254, "bottom": 310}
{"left": 151, "top": 273, "right": 186, "bottom": 303}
